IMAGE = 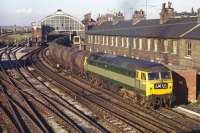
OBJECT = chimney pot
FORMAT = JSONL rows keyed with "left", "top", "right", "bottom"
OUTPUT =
{"left": 132, "top": 9, "right": 145, "bottom": 25}
{"left": 168, "top": 1, "right": 172, "bottom": 8}
{"left": 162, "top": 3, "right": 166, "bottom": 9}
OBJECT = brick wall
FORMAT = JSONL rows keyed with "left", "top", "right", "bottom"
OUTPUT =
{"left": 32, "top": 27, "right": 42, "bottom": 43}
{"left": 172, "top": 68, "right": 197, "bottom": 103}
{"left": 179, "top": 39, "right": 200, "bottom": 70}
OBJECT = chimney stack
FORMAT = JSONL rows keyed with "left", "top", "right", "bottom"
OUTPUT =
{"left": 132, "top": 9, "right": 145, "bottom": 25}
{"left": 84, "top": 13, "right": 92, "bottom": 22}
{"left": 97, "top": 13, "right": 114, "bottom": 25}
{"left": 160, "top": 2, "right": 175, "bottom": 24}
{"left": 112, "top": 12, "right": 124, "bottom": 25}
{"left": 0, "top": 26, "right": 2, "bottom": 36}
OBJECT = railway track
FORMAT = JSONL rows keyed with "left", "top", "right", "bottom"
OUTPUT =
{"left": 30, "top": 47, "right": 186, "bottom": 132}
{"left": 41, "top": 46, "right": 200, "bottom": 133}
{"left": 30, "top": 48, "right": 146, "bottom": 132}
{"left": 0, "top": 46, "right": 74, "bottom": 133}
{"left": 6, "top": 46, "right": 109, "bottom": 133}
{"left": 1, "top": 44, "right": 200, "bottom": 133}
{"left": 0, "top": 46, "right": 46, "bottom": 133}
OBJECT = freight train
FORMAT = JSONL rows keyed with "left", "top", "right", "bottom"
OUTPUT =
{"left": 48, "top": 39, "right": 173, "bottom": 108}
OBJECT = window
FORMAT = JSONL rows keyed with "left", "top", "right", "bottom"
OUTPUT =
{"left": 133, "top": 38, "right": 136, "bottom": 49}
{"left": 122, "top": 37, "right": 125, "bottom": 47}
{"left": 148, "top": 72, "right": 160, "bottom": 80}
{"left": 141, "top": 73, "right": 146, "bottom": 80}
{"left": 126, "top": 37, "right": 129, "bottom": 48}
{"left": 106, "top": 36, "right": 109, "bottom": 45}
{"left": 88, "top": 35, "right": 90, "bottom": 43}
{"left": 186, "top": 40, "right": 192, "bottom": 57}
{"left": 103, "top": 36, "right": 105, "bottom": 45}
{"left": 91, "top": 35, "right": 93, "bottom": 44}
{"left": 139, "top": 39, "right": 142, "bottom": 50}
{"left": 95, "top": 36, "right": 97, "bottom": 44}
{"left": 91, "top": 36, "right": 93, "bottom": 44}
{"left": 161, "top": 72, "right": 171, "bottom": 80}
{"left": 172, "top": 40, "right": 177, "bottom": 54}
{"left": 147, "top": 39, "right": 151, "bottom": 51}
{"left": 98, "top": 36, "right": 100, "bottom": 44}
{"left": 136, "top": 71, "right": 139, "bottom": 79}
{"left": 164, "top": 40, "right": 168, "bottom": 53}
{"left": 111, "top": 36, "right": 114, "bottom": 46}
{"left": 154, "top": 40, "right": 158, "bottom": 52}
{"left": 115, "top": 37, "right": 118, "bottom": 47}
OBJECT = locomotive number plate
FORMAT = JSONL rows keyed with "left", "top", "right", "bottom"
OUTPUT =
{"left": 154, "top": 83, "right": 168, "bottom": 89}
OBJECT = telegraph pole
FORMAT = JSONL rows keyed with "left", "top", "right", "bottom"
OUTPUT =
{"left": 146, "top": 0, "right": 148, "bottom": 18}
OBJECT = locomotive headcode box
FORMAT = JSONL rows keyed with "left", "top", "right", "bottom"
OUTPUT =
{"left": 154, "top": 83, "right": 168, "bottom": 89}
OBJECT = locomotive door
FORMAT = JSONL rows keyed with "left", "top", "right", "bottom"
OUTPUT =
{"left": 140, "top": 72, "right": 147, "bottom": 91}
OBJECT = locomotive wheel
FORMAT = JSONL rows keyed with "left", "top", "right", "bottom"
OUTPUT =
{"left": 167, "top": 96, "right": 172, "bottom": 108}
{"left": 155, "top": 97, "right": 161, "bottom": 109}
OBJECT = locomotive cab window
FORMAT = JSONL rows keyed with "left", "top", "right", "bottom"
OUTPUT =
{"left": 161, "top": 72, "right": 171, "bottom": 80}
{"left": 148, "top": 72, "right": 160, "bottom": 80}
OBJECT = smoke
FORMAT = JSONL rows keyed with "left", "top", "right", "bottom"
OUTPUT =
{"left": 118, "top": 0, "right": 144, "bottom": 10}
{"left": 117, "top": 0, "right": 146, "bottom": 19}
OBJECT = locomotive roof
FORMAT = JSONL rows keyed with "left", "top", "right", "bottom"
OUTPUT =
{"left": 89, "top": 53, "right": 169, "bottom": 72}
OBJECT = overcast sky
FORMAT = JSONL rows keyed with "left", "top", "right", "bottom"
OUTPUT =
{"left": 1, "top": 0, "right": 200, "bottom": 26}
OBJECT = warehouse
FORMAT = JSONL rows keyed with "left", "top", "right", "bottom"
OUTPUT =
{"left": 85, "top": 2, "right": 200, "bottom": 102}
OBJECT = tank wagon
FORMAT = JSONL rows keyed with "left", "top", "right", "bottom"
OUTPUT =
{"left": 48, "top": 43, "right": 173, "bottom": 108}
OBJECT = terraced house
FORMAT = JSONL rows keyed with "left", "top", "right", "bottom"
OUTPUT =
{"left": 85, "top": 3, "right": 200, "bottom": 73}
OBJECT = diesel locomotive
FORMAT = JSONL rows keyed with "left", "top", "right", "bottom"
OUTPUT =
{"left": 48, "top": 41, "right": 173, "bottom": 108}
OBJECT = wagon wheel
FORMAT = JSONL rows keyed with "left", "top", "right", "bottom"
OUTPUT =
{"left": 98, "top": 80, "right": 104, "bottom": 89}
{"left": 122, "top": 91, "right": 129, "bottom": 99}
{"left": 144, "top": 100, "right": 151, "bottom": 108}
{"left": 140, "top": 97, "right": 146, "bottom": 105}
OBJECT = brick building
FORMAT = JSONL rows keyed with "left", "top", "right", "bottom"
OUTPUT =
{"left": 85, "top": 2, "right": 200, "bottom": 102}
{"left": 82, "top": 13, "right": 96, "bottom": 31}
{"left": 31, "top": 22, "right": 42, "bottom": 44}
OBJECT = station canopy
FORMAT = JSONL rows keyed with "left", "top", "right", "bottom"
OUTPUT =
{"left": 40, "top": 9, "right": 84, "bottom": 33}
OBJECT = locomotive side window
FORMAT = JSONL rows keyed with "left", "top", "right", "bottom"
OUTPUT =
{"left": 141, "top": 73, "right": 146, "bottom": 80}
{"left": 148, "top": 72, "right": 159, "bottom": 80}
{"left": 136, "top": 71, "right": 139, "bottom": 79}
{"left": 74, "top": 37, "right": 79, "bottom": 42}
{"left": 161, "top": 72, "right": 171, "bottom": 80}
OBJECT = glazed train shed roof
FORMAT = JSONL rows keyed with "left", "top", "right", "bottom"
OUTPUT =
{"left": 87, "top": 17, "right": 200, "bottom": 39}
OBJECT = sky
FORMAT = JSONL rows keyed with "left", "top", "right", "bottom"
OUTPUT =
{"left": 1, "top": 0, "right": 200, "bottom": 26}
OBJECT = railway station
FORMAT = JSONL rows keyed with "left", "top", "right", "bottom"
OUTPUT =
{"left": 31, "top": 9, "right": 84, "bottom": 44}
{"left": 1, "top": 1, "right": 200, "bottom": 133}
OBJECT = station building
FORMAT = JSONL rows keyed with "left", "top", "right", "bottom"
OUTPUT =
{"left": 85, "top": 2, "right": 200, "bottom": 102}
{"left": 31, "top": 9, "right": 85, "bottom": 43}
